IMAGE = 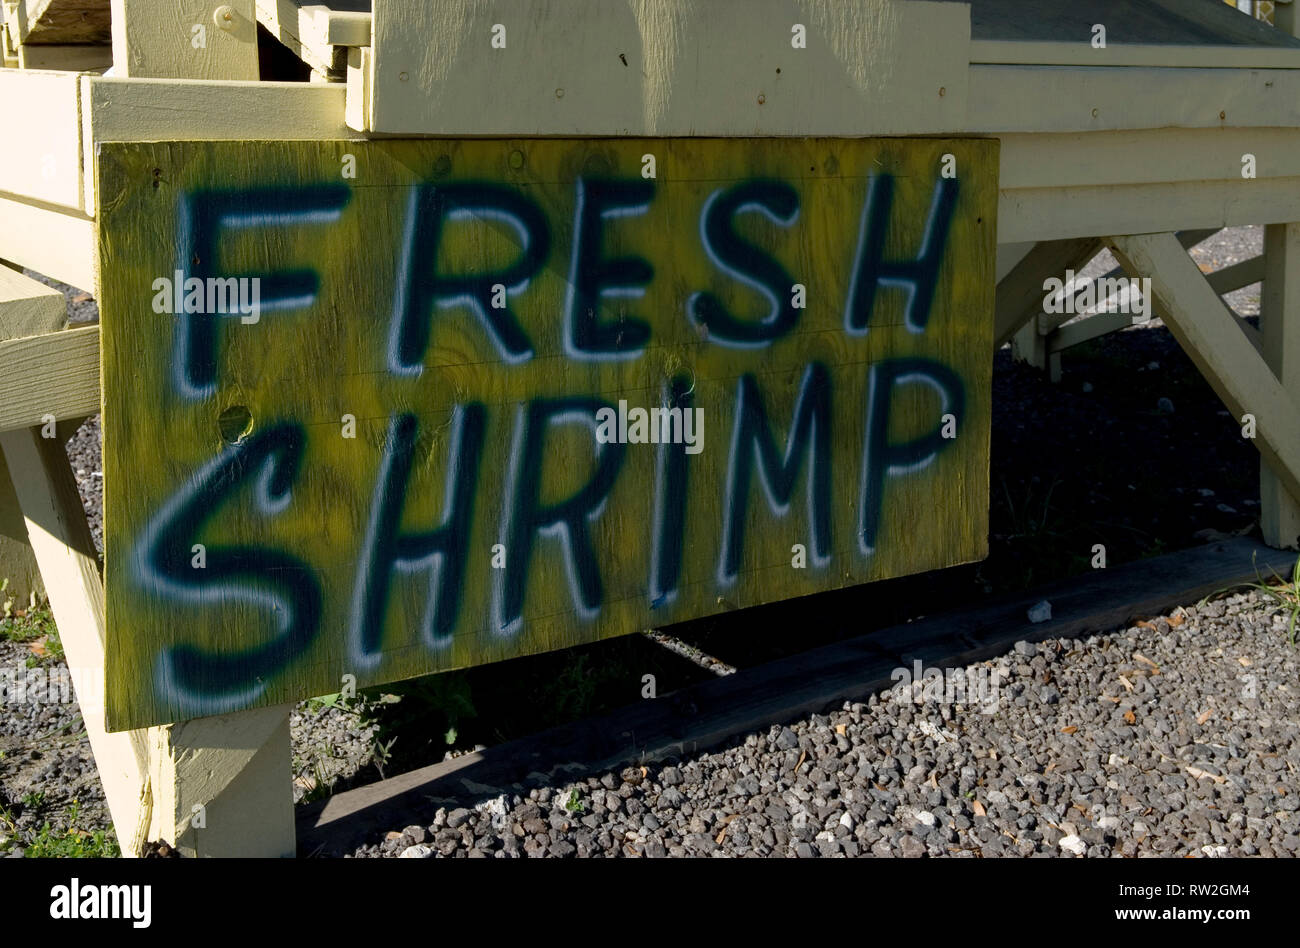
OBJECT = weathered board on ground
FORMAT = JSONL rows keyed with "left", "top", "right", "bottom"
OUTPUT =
{"left": 98, "top": 137, "right": 996, "bottom": 730}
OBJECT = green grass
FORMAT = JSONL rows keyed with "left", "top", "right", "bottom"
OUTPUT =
{"left": 0, "top": 594, "right": 63, "bottom": 668}
{"left": 0, "top": 799, "right": 119, "bottom": 858}
{"left": 1244, "top": 552, "right": 1300, "bottom": 647}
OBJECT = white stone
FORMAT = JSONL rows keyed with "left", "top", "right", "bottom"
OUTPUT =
{"left": 476, "top": 793, "right": 511, "bottom": 830}
{"left": 1059, "top": 835, "right": 1087, "bottom": 856}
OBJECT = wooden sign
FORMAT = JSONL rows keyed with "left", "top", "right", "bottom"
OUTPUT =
{"left": 97, "top": 137, "right": 996, "bottom": 730}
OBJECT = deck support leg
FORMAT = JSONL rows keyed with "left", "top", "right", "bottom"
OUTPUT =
{"left": 0, "top": 424, "right": 295, "bottom": 857}
{"left": 1012, "top": 319, "right": 1061, "bottom": 382}
{"left": 1259, "top": 223, "right": 1300, "bottom": 548}
{"left": 147, "top": 703, "right": 296, "bottom": 857}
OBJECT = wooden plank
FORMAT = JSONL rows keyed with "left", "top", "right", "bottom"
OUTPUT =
{"left": 308, "top": 1, "right": 368, "bottom": 47}
{"left": 1260, "top": 222, "right": 1300, "bottom": 548}
{"left": 299, "top": 535, "right": 1292, "bottom": 856}
{"left": 1048, "top": 312, "right": 1138, "bottom": 353}
{"left": 970, "top": 39, "right": 1300, "bottom": 69}
{"left": 999, "top": 177, "right": 1300, "bottom": 244}
{"left": 17, "top": 0, "right": 111, "bottom": 45}
{"left": 0, "top": 266, "right": 67, "bottom": 337}
{"left": 1208, "top": 254, "right": 1266, "bottom": 294}
{"left": 0, "top": 69, "right": 83, "bottom": 211}
{"left": 81, "top": 75, "right": 356, "bottom": 140}
{"left": 999, "top": 128, "right": 1300, "bottom": 191}
{"left": 110, "top": 0, "right": 258, "bottom": 79}
{"left": 344, "top": 43, "right": 368, "bottom": 130}
{"left": 1041, "top": 302, "right": 1261, "bottom": 363}
{"left": 0, "top": 194, "right": 95, "bottom": 291}
{"left": 969, "top": 64, "right": 1300, "bottom": 133}
{"left": 97, "top": 136, "right": 997, "bottom": 730}
{"left": 870, "top": 537, "right": 1298, "bottom": 663}
{"left": 1109, "top": 232, "right": 1300, "bottom": 505}
{"left": 0, "top": 325, "right": 99, "bottom": 434}
{"left": 17, "top": 41, "right": 110, "bottom": 69}
{"left": 80, "top": 76, "right": 360, "bottom": 212}
{"left": 362, "top": 0, "right": 970, "bottom": 135}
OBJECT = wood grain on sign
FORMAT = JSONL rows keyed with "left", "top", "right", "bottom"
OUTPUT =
{"left": 97, "top": 137, "right": 996, "bottom": 731}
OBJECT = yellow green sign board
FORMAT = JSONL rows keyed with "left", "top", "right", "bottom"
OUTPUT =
{"left": 97, "top": 137, "right": 996, "bottom": 731}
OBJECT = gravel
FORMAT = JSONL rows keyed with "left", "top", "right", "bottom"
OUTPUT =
{"left": 352, "top": 589, "right": 1300, "bottom": 857}
{"left": 0, "top": 635, "right": 110, "bottom": 856}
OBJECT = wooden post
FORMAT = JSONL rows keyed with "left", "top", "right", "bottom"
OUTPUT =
{"left": 1262, "top": 0, "right": 1300, "bottom": 546}
{"left": 149, "top": 702, "right": 297, "bottom": 857}
{"left": 1012, "top": 317, "right": 1061, "bottom": 381}
{"left": 0, "top": 423, "right": 296, "bottom": 857}
{"left": 1259, "top": 222, "right": 1300, "bottom": 548}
